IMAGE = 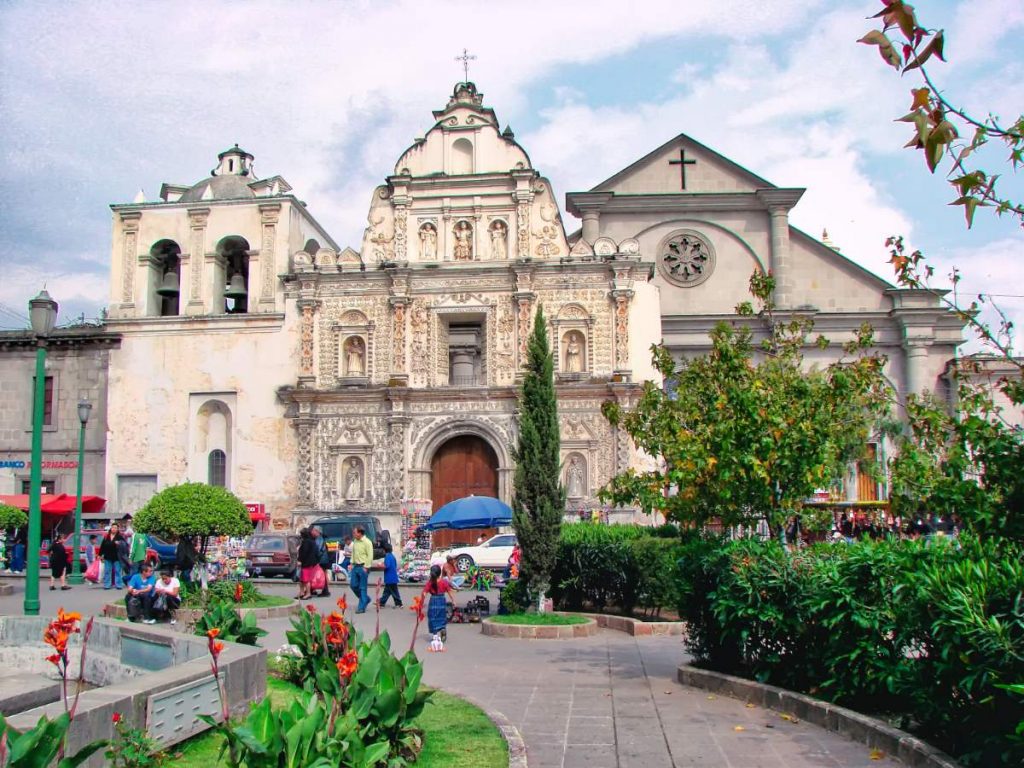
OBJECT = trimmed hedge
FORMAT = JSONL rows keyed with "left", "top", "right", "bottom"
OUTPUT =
{"left": 680, "top": 534, "right": 1024, "bottom": 766}
{"left": 549, "top": 523, "right": 681, "bottom": 615}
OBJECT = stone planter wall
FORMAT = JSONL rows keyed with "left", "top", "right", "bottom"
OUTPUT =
{"left": 102, "top": 600, "right": 300, "bottom": 622}
{"left": 573, "top": 612, "right": 685, "bottom": 636}
{"left": 481, "top": 616, "right": 597, "bottom": 639}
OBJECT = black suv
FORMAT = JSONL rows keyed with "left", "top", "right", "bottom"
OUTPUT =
{"left": 311, "top": 514, "right": 392, "bottom": 562}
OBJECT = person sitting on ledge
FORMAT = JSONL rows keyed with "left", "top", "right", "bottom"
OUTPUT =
{"left": 152, "top": 568, "right": 181, "bottom": 625}
{"left": 126, "top": 563, "right": 157, "bottom": 624}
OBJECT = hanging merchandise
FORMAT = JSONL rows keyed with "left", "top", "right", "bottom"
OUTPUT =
{"left": 398, "top": 498, "right": 433, "bottom": 582}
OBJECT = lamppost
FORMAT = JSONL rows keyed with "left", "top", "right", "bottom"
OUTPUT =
{"left": 68, "top": 397, "right": 92, "bottom": 586}
{"left": 24, "top": 289, "right": 58, "bottom": 616}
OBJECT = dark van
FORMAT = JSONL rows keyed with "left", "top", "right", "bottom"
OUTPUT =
{"left": 311, "top": 515, "right": 392, "bottom": 563}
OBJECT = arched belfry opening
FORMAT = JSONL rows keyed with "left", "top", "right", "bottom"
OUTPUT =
{"left": 217, "top": 235, "right": 250, "bottom": 314}
{"left": 429, "top": 434, "right": 498, "bottom": 548}
{"left": 150, "top": 239, "right": 181, "bottom": 317}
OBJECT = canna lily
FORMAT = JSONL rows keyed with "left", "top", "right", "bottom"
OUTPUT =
{"left": 111, "top": 712, "right": 122, "bottom": 724}
{"left": 233, "top": 582, "right": 244, "bottom": 603}
{"left": 206, "top": 628, "right": 221, "bottom": 639}
{"left": 336, "top": 596, "right": 347, "bottom": 613}
{"left": 410, "top": 595, "right": 425, "bottom": 621}
{"left": 336, "top": 650, "right": 358, "bottom": 679}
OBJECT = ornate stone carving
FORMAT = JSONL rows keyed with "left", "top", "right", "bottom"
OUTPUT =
{"left": 297, "top": 420, "right": 314, "bottom": 505}
{"left": 343, "top": 336, "right": 365, "bottom": 375}
{"left": 618, "top": 238, "right": 640, "bottom": 255}
{"left": 120, "top": 212, "right": 141, "bottom": 304}
{"left": 315, "top": 248, "right": 337, "bottom": 267}
{"left": 495, "top": 297, "right": 515, "bottom": 384}
{"left": 391, "top": 299, "right": 407, "bottom": 374}
{"left": 344, "top": 457, "right": 363, "bottom": 499}
{"left": 515, "top": 293, "right": 533, "bottom": 366}
{"left": 659, "top": 231, "right": 715, "bottom": 287}
{"left": 516, "top": 200, "right": 530, "bottom": 257}
{"left": 594, "top": 237, "right": 617, "bottom": 256}
{"left": 410, "top": 300, "right": 431, "bottom": 386}
{"left": 563, "top": 330, "right": 585, "bottom": 373}
{"left": 394, "top": 205, "right": 408, "bottom": 261}
{"left": 612, "top": 291, "right": 632, "bottom": 370}
{"left": 300, "top": 303, "right": 315, "bottom": 375}
{"left": 566, "top": 454, "right": 586, "bottom": 498}
{"left": 388, "top": 420, "right": 407, "bottom": 503}
{"left": 259, "top": 204, "right": 280, "bottom": 301}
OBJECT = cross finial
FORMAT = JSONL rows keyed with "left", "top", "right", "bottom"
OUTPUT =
{"left": 455, "top": 48, "right": 477, "bottom": 82}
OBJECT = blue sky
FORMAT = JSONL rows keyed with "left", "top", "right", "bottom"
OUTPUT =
{"left": 0, "top": 0, "right": 1021, "bottom": 343}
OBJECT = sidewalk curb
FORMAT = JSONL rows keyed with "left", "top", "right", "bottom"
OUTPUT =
{"left": 450, "top": 692, "right": 528, "bottom": 768}
{"left": 676, "top": 665, "right": 961, "bottom": 768}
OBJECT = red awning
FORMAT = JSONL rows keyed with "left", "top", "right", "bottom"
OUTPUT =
{"left": 0, "top": 494, "right": 107, "bottom": 515}
{"left": 249, "top": 512, "right": 269, "bottom": 522}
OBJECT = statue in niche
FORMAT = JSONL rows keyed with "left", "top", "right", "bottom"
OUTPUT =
{"left": 564, "top": 332, "right": 583, "bottom": 373}
{"left": 490, "top": 221, "right": 508, "bottom": 260}
{"left": 566, "top": 456, "right": 585, "bottom": 498}
{"left": 419, "top": 223, "right": 437, "bottom": 260}
{"left": 345, "top": 458, "right": 362, "bottom": 499}
{"left": 345, "top": 337, "right": 365, "bottom": 376}
{"left": 453, "top": 221, "right": 473, "bottom": 261}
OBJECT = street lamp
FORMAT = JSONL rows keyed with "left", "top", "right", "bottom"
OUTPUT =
{"left": 68, "top": 398, "right": 92, "bottom": 586}
{"left": 24, "top": 289, "right": 58, "bottom": 616}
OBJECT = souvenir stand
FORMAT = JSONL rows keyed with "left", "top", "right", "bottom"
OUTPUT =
{"left": 398, "top": 498, "right": 433, "bottom": 582}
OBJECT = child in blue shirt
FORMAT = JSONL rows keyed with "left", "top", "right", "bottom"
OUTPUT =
{"left": 377, "top": 544, "right": 403, "bottom": 608}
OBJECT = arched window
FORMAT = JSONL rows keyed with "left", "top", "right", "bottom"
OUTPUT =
{"left": 208, "top": 449, "right": 227, "bottom": 487}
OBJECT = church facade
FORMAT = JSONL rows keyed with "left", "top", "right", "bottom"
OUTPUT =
{"left": 101, "top": 82, "right": 961, "bottom": 535}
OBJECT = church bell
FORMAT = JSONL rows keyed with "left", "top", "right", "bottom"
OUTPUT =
{"left": 224, "top": 273, "right": 248, "bottom": 300}
{"left": 156, "top": 270, "right": 180, "bottom": 297}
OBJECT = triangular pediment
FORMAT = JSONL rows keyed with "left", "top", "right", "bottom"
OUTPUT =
{"left": 592, "top": 134, "right": 774, "bottom": 195}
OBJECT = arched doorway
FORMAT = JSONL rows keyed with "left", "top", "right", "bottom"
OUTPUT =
{"left": 430, "top": 435, "right": 499, "bottom": 549}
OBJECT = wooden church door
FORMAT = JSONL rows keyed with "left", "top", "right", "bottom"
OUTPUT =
{"left": 429, "top": 435, "right": 499, "bottom": 549}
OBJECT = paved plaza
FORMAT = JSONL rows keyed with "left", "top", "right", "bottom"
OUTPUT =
{"left": 0, "top": 579, "right": 900, "bottom": 767}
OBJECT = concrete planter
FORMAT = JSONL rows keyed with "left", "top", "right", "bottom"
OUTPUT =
{"left": 571, "top": 612, "right": 685, "bottom": 636}
{"left": 481, "top": 616, "right": 597, "bottom": 639}
{"left": 677, "top": 665, "right": 961, "bottom": 768}
{"left": 102, "top": 599, "right": 301, "bottom": 622}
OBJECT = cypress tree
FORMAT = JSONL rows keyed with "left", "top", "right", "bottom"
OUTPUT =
{"left": 512, "top": 306, "right": 565, "bottom": 608}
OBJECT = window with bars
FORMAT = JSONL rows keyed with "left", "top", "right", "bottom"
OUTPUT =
{"left": 208, "top": 449, "right": 227, "bottom": 487}
{"left": 21, "top": 479, "right": 56, "bottom": 494}
{"left": 31, "top": 376, "right": 54, "bottom": 426}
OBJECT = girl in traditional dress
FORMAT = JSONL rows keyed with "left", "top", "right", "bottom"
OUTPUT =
{"left": 423, "top": 564, "right": 456, "bottom": 642}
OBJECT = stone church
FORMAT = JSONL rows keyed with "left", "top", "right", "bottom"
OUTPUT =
{"left": 101, "top": 81, "right": 961, "bottom": 538}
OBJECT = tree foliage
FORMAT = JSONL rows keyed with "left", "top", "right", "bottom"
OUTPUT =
{"left": 859, "top": 0, "right": 1023, "bottom": 228}
{"left": 0, "top": 503, "right": 28, "bottom": 531}
{"left": 132, "top": 482, "right": 251, "bottom": 545}
{"left": 601, "top": 273, "right": 890, "bottom": 536}
{"left": 511, "top": 306, "right": 565, "bottom": 601}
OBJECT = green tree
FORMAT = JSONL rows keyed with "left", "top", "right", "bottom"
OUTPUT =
{"left": 132, "top": 482, "right": 251, "bottom": 553}
{"left": 512, "top": 306, "right": 565, "bottom": 607}
{"left": 0, "top": 503, "right": 28, "bottom": 531}
{"left": 601, "top": 273, "right": 890, "bottom": 538}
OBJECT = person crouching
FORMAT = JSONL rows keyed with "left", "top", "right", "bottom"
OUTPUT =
{"left": 152, "top": 568, "right": 182, "bottom": 624}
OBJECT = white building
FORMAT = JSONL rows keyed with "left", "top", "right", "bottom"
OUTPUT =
{"left": 102, "top": 82, "right": 962, "bottom": 531}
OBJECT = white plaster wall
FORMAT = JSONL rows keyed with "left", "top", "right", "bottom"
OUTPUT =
{"left": 595, "top": 141, "right": 762, "bottom": 194}
{"left": 395, "top": 110, "right": 529, "bottom": 176}
{"left": 629, "top": 280, "right": 663, "bottom": 384}
{"left": 788, "top": 233, "right": 889, "bottom": 312}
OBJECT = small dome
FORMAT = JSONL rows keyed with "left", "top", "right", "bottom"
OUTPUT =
{"left": 179, "top": 175, "right": 256, "bottom": 202}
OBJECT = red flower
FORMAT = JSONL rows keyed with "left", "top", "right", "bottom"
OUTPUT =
{"left": 305, "top": 604, "right": 318, "bottom": 614}
{"left": 46, "top": 653, "right": 61, "bottom": 666}
{"left": 336, "top": 650, "right": 358, "bottom": 679}
{"left": 233, "top": 582, "right": 244, "bottom": 603}
{"left": 206, "top": 628, "right": 221, "bottom": 639}
{"left": 410, "top": 595, "right": 425, "bottom": 621}
{"left": 336, "top": 596, "right": 347, "bottom": 613}
{"left": 210, "top": 640, "right": 225, "bottom": 658}
{"left": 111, "top": 712, "right": 122, "bottom": 724}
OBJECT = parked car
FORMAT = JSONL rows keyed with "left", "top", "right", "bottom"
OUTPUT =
{"left": 245, "top": 533, "right": 300, "bottom": 578}
{"left": 312, "top": 514, "right": 392, "bottom": 564}
{"left": 435, "top": 533, "right": 518, "bottom": 572}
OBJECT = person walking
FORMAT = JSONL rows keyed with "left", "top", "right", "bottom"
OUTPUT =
{"left": 423, "top": 564, "right": 456, "bottom": 642}
{"left": 311, "top": 526, "right": 331, "bottom": 598}
{"left": 350, "top": 525, "right": 373, "bottom": 613}
{"left": 48, "top": 534, "right": 70, "bottom": 591}
{"left": 296, "top": 528, "right": 319, "bottom": 600}
{"left": 378, "top": 543, "right": 403, "bottom": 608}
{"left": 100, "top": 524, "right": 124, "bottom": 589}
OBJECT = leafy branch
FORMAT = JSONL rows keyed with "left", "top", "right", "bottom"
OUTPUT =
{"left": 858, "top": 0, "right": 1023, "bottom": 227}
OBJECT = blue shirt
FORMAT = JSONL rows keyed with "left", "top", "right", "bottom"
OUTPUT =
{"left": 128, "top": 573, "right": 156, "bottom": 593}
{"left": 383, "top": 552, "right": 399, "bottom": 584}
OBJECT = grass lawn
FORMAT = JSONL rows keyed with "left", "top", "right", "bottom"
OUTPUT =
{"left": 170, "top": 679, "right": 507, "bottom": 768}
{"left": 490, "top": 613, "right": 590, "bottom": 625}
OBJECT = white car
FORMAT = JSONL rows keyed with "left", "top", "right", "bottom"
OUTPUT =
{"left": 435, "top": 534, "right": 518, "bottom": 572}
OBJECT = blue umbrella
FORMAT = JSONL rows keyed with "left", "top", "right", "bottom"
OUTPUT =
{"left": 423, "top": 495, "right": 513, "bottom": 530}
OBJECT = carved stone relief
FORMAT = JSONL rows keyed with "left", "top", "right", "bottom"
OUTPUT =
{"left": 418, "top": 223, "right": 438, "bottom": 261}
{"left": 394, "top": 205, "right": 408, "bottom": 261}
{"left": 187, "top": 210, "right": 207, "bottom": 302}
{"left": 489, "top": 220, "right": 508, "bottom": 260}
{"left": 409, "top": 300, "right": 431, "bottom": 387}
{"left": 300, "top": 303, "right": 315, "bottom": 375}
{"left": 120, "top": 213, "right": 141, "bottom": 304}
{"left": 452, "top": 220, "right": 473, "bottom": 261}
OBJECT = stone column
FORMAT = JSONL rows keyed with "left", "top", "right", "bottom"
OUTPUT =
{"left": 207, "top": 252, "right": 227, "bottom": 315}
{"left": 581, "top": 211, "right": 600, "bottom": 244}
{"left": 258, "top": 203, "right": 281, "bottom": 311}
{"left": 610, "top": 289, "right": 634, "bottom": 377}
{"left": 295, "top": 417, "right": 315, "bottom": 510}
{"left": 904, "top": 341, "right": 930, "bottom": 396}
{"left": 386, "top": 416, "right": 409, "bottom": 510}
{"left": 767, "top": 206, "right": 793, "bottom": 308}
{"left": 118, "top": 212, "right": 141, "bottom": 309}
{"left": 298, "top": 299, "right": 317, "bottom": 387}
{"left": 514, "top": 291, "right": 535, "bottom": 371}
{"left": 390, "top": 297, "right": 409, "bottom": 383}
{"left": 186, "top": 208, "right": 209, "bottom": 315}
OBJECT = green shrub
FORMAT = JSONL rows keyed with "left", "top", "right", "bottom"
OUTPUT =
{"left": 133, "top": 483, "right": 251, "bottom": 548}
{"left": 0, "top": 503, "right": 28, "bottom": 531}
{"left": 549, "top": 523, "right": 649, "bottom": 611}
{"left": 193, "top": 603, "right": 267, "bottom": 646}
{"left": 625, "top": 537, "right": 683, "bottom": 615}
{"left": 181, "top": 579, "right": 261, "bottom": 608}
{"left": 499, "top": 579, "right": 530, "bottom": 615}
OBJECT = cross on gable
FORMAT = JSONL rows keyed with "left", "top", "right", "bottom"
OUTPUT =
{"left": 455, "top": 48, "right": 477, "bottom": 82}
{"left": 668, "top": 148, "right": 697, "bottom": 190}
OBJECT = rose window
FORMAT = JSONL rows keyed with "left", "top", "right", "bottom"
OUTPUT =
{"left": 662, "top": 235, "right": 712, "bottom": 285}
